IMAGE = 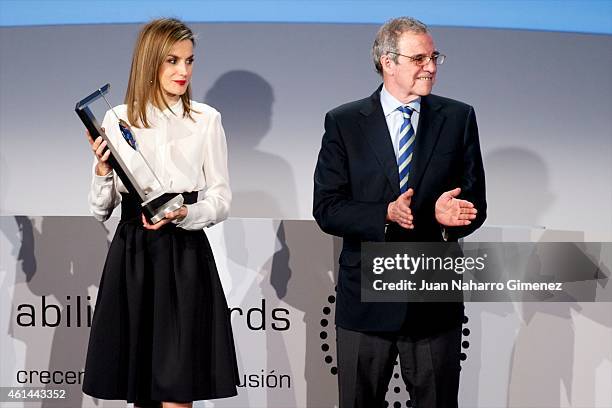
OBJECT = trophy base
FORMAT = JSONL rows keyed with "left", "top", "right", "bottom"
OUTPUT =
{"left": 145, "top": 194, "right": 185, "bottom": 224}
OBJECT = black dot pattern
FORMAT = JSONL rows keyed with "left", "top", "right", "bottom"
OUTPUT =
{"left": 321, "top": 294, "right": 337, "bottom": 375}
{"left": 460, "top": 312, "right": 471, "bottom": 365}
{"left": 318, "top": 293, "right": 427, "bottom": 407}
{"left": 384, "top": 357, "right": 411, "bottom": 407}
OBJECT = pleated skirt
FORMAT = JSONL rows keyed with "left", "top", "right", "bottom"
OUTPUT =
{"left": 83, "top": 193, "right": 239, "bottom": 404}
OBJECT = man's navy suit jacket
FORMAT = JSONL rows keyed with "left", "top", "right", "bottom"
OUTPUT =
{"left": 313, "top": 87, "right": 487, "bottom": 333}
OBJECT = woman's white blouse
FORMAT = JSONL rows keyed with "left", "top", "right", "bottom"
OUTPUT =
{"left": 88, "top": 101, "right": 231, "bottom": 230}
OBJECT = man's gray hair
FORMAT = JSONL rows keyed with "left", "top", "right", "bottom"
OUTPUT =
{"left": 372, "top": 17, "right": 429, "bottom": 75}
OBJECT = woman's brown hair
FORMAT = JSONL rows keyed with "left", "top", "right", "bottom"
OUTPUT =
{"left": 125, "top": 18, "right": 196, "bottom": 128}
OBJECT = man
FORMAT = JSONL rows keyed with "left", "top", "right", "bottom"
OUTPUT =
{"left": 313, "top": 17, "right": 486, "bottom": 408}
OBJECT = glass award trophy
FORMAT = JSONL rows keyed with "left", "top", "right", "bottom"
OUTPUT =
{"left": 75, "top": 83, "right": 184, "bottom": 223}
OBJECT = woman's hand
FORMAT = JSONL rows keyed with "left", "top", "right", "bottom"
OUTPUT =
{"left": 86, "top": 129, "right": 112, "bottom": 176}
{"left": 141, "top": 206, "right": 188, "bottom": 230}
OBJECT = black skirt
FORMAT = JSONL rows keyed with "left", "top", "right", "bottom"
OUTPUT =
{"left": 83, "top": 193, "right": 239, "bottom": 404}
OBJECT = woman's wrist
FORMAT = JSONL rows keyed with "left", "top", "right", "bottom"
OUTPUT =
{"left": 177, "top": 205, "right": 188, "bottom": 221}
{"left": 95, "top": 163, "right": 112, "bottom": 176}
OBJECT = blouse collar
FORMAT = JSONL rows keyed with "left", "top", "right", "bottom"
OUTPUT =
{"left": 147, "top": 99, "right": 185, "bottom": 118}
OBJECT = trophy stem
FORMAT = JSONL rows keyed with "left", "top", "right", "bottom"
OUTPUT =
{"left": 100, "top": 92, "right": 166, "bottom": 191}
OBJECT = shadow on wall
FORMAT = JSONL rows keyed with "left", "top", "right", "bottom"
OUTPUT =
{"left": 484, "top": 147, "right": 554, "bottom": 228}
{"left": 506, "top": 239, "right": 612, "bottom": 408}
{"left": 6, "top": 216, "right": 112, "bottom": 408}
{"left": 264, "top": 220, "right": 338, "bottom": 407}
{"left": 219, "top": 218, "right": 338, "bottom": 407}
{"left": 0, "top": 217, "right": 24, "bottom": 393}
{"left": 482, "top": 147, "right": 612, "bottom": 406}
{"left": 460, "top": 147, "right": 554, "bottom": 406}
{"left": 204, "top": 70, "right": 299, "bottom": 219}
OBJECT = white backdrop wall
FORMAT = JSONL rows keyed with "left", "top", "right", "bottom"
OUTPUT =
{"left": 1, "top": 218, "right": 611, "bottom": 408}
{"left": 0, "top": 23, "right": 611, "bottom": 240}
{"left": 0, "top": 21, "right": 611, "bottom": 408}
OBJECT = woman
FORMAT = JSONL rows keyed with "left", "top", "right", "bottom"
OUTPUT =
{"left": 82, "top": 18, "right": 239, "bottom": 408}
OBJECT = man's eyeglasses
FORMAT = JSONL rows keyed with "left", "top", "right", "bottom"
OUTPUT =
{"left": 387, "top": 51, "right": 446, "bottom": 66}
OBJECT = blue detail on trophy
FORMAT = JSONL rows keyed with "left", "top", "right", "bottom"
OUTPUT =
{"left": 118, "top": 120, "right": 138, "bottom": 150}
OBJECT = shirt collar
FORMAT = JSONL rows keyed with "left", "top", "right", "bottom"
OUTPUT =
{"left": 380, "top": 85, "right": 421, "bottom": 117}
{"left": 147, "top": 99, "right": 184, "bottom": 118}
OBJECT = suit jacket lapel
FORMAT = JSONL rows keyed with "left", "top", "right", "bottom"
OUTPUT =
{"left": 359, "top": 89, "right": 401, "bottom": 196}
{"left": 408, "top": 95, "right": 445, "bottom": 191}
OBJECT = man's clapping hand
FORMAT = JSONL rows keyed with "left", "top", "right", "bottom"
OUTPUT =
{"left": 387, "top": 188, "right": 414, "bottom": 229}
{"left": 435, "top": 187, "right": 477, "bottom": 227}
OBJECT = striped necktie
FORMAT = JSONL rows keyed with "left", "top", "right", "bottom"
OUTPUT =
{"left": 397, "top": 105, "right": 415, "bottom": 193}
